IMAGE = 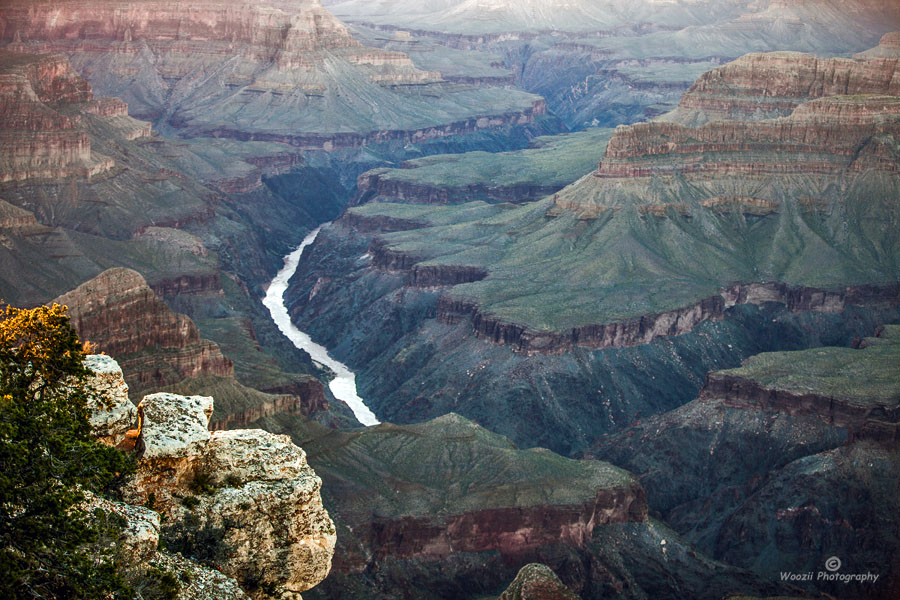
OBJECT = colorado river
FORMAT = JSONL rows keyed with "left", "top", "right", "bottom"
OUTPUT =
{"left": 262, "top": 226, "right": 380, "bottom": 426}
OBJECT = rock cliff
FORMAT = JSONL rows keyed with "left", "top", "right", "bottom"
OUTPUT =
{"left": 55, "top": 268, "right": 234, "bottom": 397}
{"left": 703, "top": 324, "right": 900, "bottom": 443}
{"left": 0, "top": 0, "right": 550, "bottom": 145}
{"left": 355, "top": 169, "right": 561, "bottom": 206}
{"left": 663, "top": 50, "right": 900, "bottom": 125}
{"left": 84, "top": 354, "right": 335, "bottom": 600}
{"left": 0, "top": 50, "right": 148, "bottom": 183}
{"left": 591, "top": 327, "right": 900, "bottom": 599}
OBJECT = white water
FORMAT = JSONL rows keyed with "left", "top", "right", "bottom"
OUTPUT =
{"left": 262, "top": 226, "right": 380, "bottom": 426}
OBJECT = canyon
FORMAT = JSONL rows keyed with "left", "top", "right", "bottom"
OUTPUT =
{"left": 1, "top": 1, "right": 899, "bottom": 599}
{"left": 0, "top": 0, "right": 554, "bottom": 148}
{"left": 284, "top": 36, "right": 900, "bottom": 455}
{"left": 590, "top": 326, "right": 900, "bottom": 599}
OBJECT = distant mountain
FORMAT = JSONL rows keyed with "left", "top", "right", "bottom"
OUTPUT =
{"left": 0, "top": 0, "right": 550, "bottom": 146}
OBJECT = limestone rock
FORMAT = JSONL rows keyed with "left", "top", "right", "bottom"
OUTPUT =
{"left": 83, "top": 354, "right": 137, "bottom": 446}
{"left": 202, "top": 429, "right": 308, "bottom": 484}
{"left": 138, "top": 392, "right": 214, "bottom": 460}
{"left": 83, "top": 492, "right": 161, "bottom": 565}
{"left": 124, "top": 391, "right": 335, "bottom": 599}
{"left": 149, "top": 552, "right": 251, "bottom": 600}
{"left": 499, "top": 564, "right": 581, "bottom": 600}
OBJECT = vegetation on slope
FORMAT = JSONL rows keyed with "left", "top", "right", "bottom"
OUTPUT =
{"left": 720, "top": 325, "right": 900, "bottom": 405}
{"left": 0, "top": 304, "right": 134, "bottom": 599}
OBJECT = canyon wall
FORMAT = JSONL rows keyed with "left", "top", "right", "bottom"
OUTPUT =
{"left": 0, "top": 0, "right": 551, "bottom": 145}
{"left": 355, "top": 169, "right": 561, "bottom": 206}
{"left": 666, "top": 50, "right": 900, "bottom": 125}
{"left": 54, "top": 267, "right": 234, "bottom": 395}
{"left": 0, "top": 50, "right": 149, "bottom": 183}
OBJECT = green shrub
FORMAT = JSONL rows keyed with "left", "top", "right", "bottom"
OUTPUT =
{"left": 0, "top": 303, "right": 136, "bottom": 600}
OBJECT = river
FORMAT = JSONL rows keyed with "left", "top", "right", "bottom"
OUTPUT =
{"left": 262, "top": 226, "right": 380, "bottom": 426}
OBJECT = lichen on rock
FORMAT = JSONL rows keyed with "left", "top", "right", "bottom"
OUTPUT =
{"left": 83, "top": 353, "right": 138, "bottom": 446}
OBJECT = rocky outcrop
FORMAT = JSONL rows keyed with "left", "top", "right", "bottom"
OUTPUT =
{"left": 147, "top": 552, "right": 251, "bottom": 600}
{"left": 117, "top": 382, "right": 335, "bottom": 599}
{"left": 598, "top": 95, "right": 900, "bottom": 180}
{"left": 83, "top": 353, "right": 138, "bottom": 446}
{"left": 82, "top": 355, "right": 333, "bottom": 599}
{"left": 208, "top": 377, "right": 328, "bottom": 430}
{"left": 499, "top": 564, "right": 580, "bottom": 600}
{"left": 665, "top": 51, "right": 900, "bottom": 125}
{"left": 54, "top": 268, "right": 233, "bottom": 396}
{"left": 0, "top": 51, "right": 115, "bottom": 182}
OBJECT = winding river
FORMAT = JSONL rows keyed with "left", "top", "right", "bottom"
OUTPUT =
{"left": 262, "top": 226, "right": 380, "bottom": 426}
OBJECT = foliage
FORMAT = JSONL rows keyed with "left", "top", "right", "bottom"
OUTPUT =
{"left": 135, "top": 566, "right": 181, "bottom": 600}
{"left": 161, "top": 512, "right": 229, "bottom": 567}
{"left": 0, "top": 303, "right": 136, "bottom": 599}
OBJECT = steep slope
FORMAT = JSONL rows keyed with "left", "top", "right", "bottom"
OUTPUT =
{"left": 54, "top": 268, "right": 233, "bottom": 395}
{"left": 0, "top": 0, "right": 552, "bottom": 147}
{"left": 591, "top": 325, "right": 900, "bottom": 599}
{"left": 54, "top": 268, "right": 331, "bottom": 429}
{"left": 283, "top": 44, "right": 900, "bottom": 453}
{"left": 0, "top": 51, "right": 357, "bottom": 430}
{"left": 327, "top": 0, "right": 900, "bottom": 128}
{"left": 243, "top": 411, "right": 794, "bottom": 600}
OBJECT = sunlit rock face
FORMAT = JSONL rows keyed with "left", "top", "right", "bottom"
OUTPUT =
{"left": 82, "top": 353, "right": 138, "bottom": 446}
{"left": 120, "top": 382, "right": 335, "bottom": 599}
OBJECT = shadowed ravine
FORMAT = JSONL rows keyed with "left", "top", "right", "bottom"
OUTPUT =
{"left": 263, "top": 226, "right": 380, "bottom": 426}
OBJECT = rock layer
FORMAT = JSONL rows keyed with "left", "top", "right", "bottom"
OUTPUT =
{"left": 0, "top": 50, "right": 148, "bottom": 182}
{"left": 55, "top": 268, "right": 233, "bottom": 396}
{"left": 664, "top": 50, "right": 900, "bottom": 125}
{"left": 0, "top": 0, "right": 548, "bottom": 144}
{"left": 437, "top": 282, "right": 900, "bottom": 355}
